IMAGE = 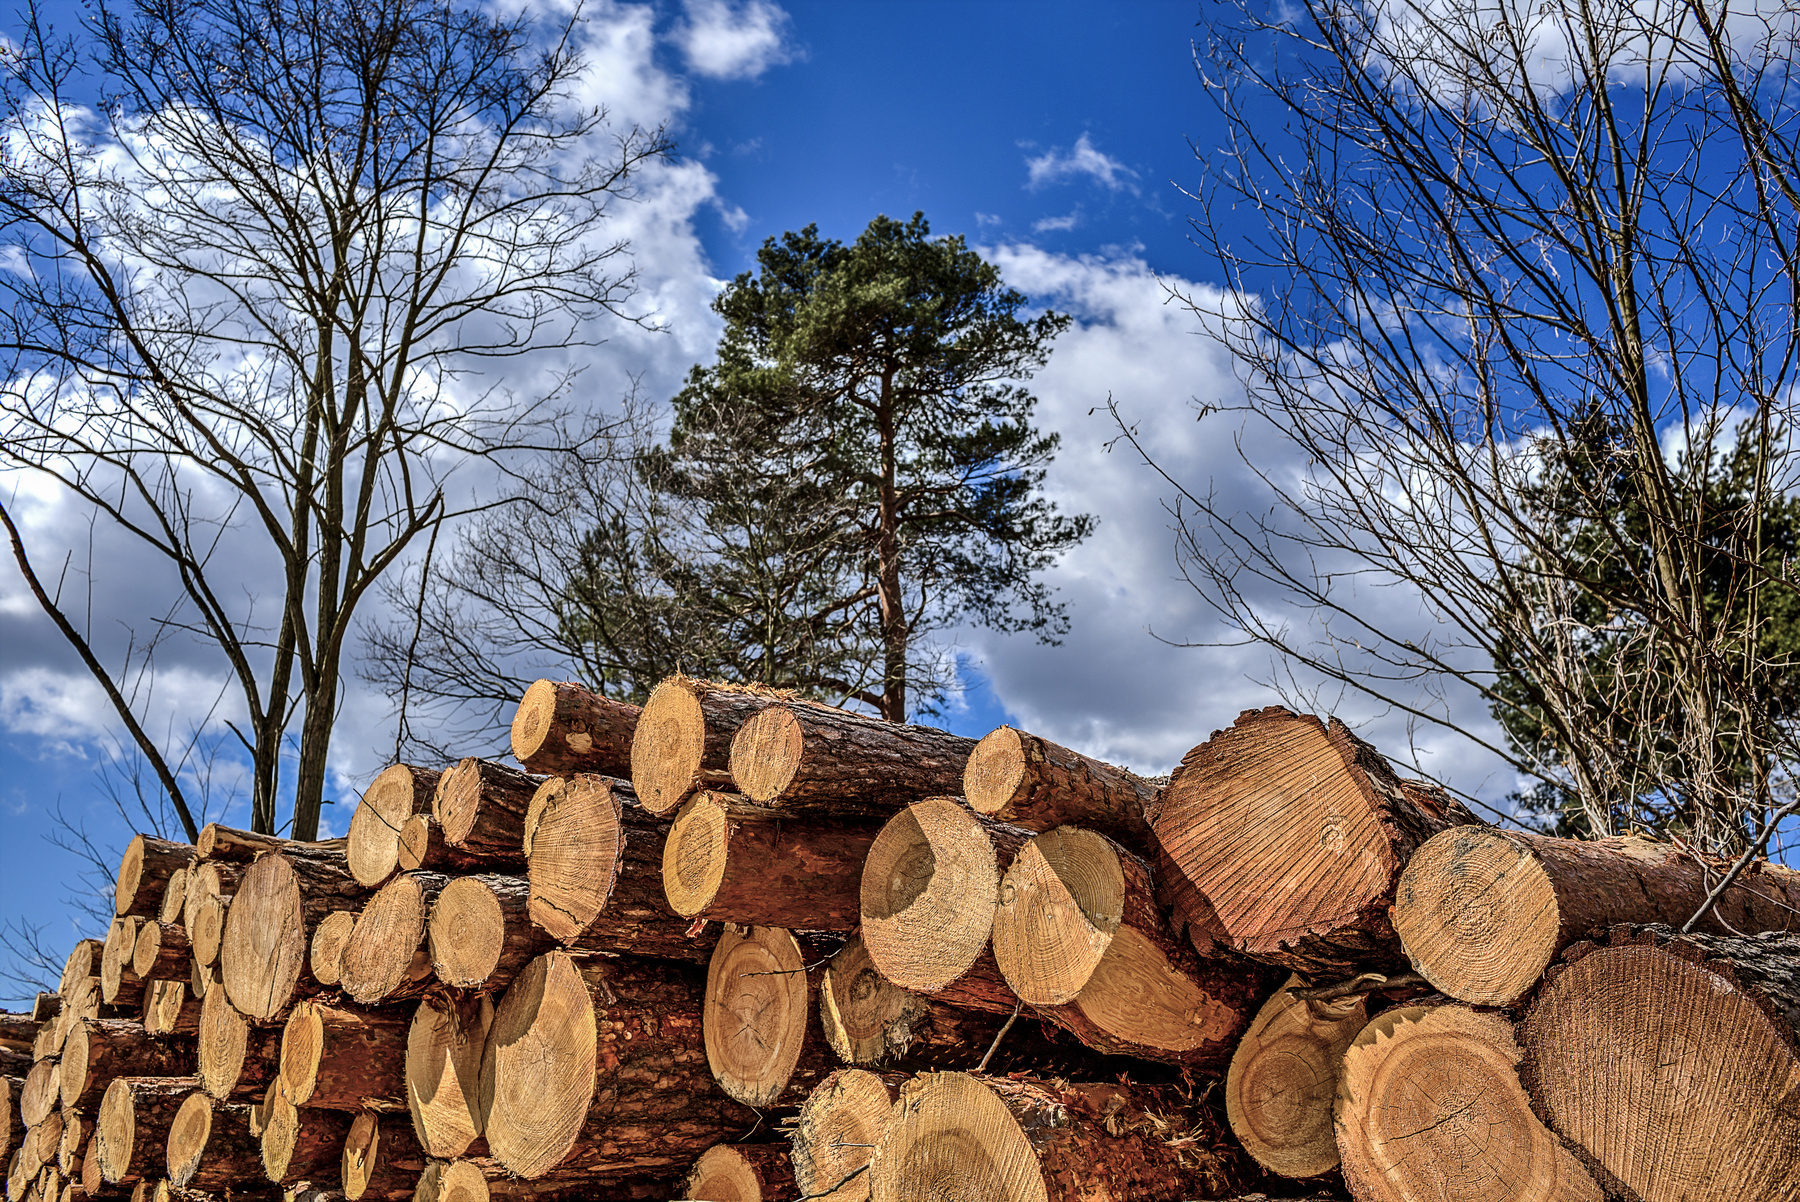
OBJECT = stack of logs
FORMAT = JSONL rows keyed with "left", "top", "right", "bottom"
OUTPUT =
{"left": 5, "top": 682, "right": 1798, "bottom": 1202}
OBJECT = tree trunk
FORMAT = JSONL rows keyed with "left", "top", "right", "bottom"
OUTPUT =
{"left": 95, "top": 1078, "right": 200, "bottom": 1185}
{"left": 339, "top": 873, "right": 450, "bottom": 1006}
{"left": 164, "top": 1092, "right": 259, "bottom": 1192}
{"left": 258, "top": 1092, "right": 350, "bottom": 1185}
{"left": 869, "top": 1072, "right": 1258, "bottom": 1202}
{"left": 630, "top": 677, "right": 786, "bottom": 815}
{"left": 347, "top": 766, "right": 444, "bottom": 889}
{"left": 422, "top": 1153, "right": 679, "bottom": 1202}
{"left": 278, "top": 1001, "right": 408, "bottom": 1111}
{"left": 791, "top": 1069, "right": 904, "bottom": 1202}
{"left": 962, "top": 726, "right": 1162, "bottom": 845}
{"left": 342, "top": 1111, "right": 424, "bottom": 1202}
{"left": 478, "top": 952, "right": 756, "bottom": 1182}
{"left": 661, "top": 793, "right": 876, "bottom": 929}
{"left": 1224, "top": 975, "right": 1366, "bottom": 1180}
{"left": 56, "top": 1105, "right": 88, "bottom": 1179}
{"left": 219, "top": 846, "right": 369, "bottom": 1021}
{"left": 130, "top": 923, "right": 189, "bottom": 984}
{"left": 99, "top": 920, "right": 144, "bottom": 1009}
{"left": 425, "top": 876, "right": 554, "bottom": 994}
{"left": 115, "top": 838, "right": 195, "bottom": 921}
{"left": 307, "top": 912, "right": 357, "bottom": 990}
{"left": 1519, "top": 926, "right": 1800, "bottom": 1202}
{"left": 404, "top": 993, "right": 492, "bottom": 1161}
{"left": 1394, "top": 826, "right": 1800, "bottom": 1006}
{"left": 509, "top": 680, "right": 640, "bottom": 779}
{"left": 701, "top": 927, "right": 835, "bottom": 1109}
{"left": 727, "top": 703, "right": 975, "bottom": 815}
{"left": 197, "top": 983, "right": 279, "bottom": 1102}
{"left": 1153, "top": 707, "right": 1482, "bottom": 977}
{"left": 431, "top": 760, "right": 541, "bottom": 862}
{"left": 141, "top": 982, "right": 198, "bottom": 1039}
{"left": 58, "top": 1021, "right": 195, "bottom": 1111}
{"left": 681, "top": 1143, "right": 793, "bottom": 1202}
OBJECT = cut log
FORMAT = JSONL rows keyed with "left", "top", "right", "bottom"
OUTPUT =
{"left": 258, "top": 1093, "right": 350, "bottom": 1185}
{"left": 860, "top": 798, "right": 1032, "bottom": 1003}
{"left": 115, "top": 839, "right": 195, "bottom": 920}
{"left": 1224, "top": 975, "right": 1365, "bottom": 1180}
{"left": 727, "top": 703, "right": 976, "bottom": 815}
{"left": 3, "top": 1077, "right": 19, "bottom": 1161}
{"left": 393, "top": 818, "right": 489, "bottom": 878}
{"left": 661, "top": 793, "right": 876, "bottom": 929}
{"left": 419, "top": 1154, "right": 674, "bottom": 1202}
{"left": 522, "top": 775, "right": 711, "bottom": 963}
{"left": 55, "top": 1108, "right": 87, "bottom": 1178}
{"left": 962, "top": 726, "right": 1163, "bottom": 843}
{"left": 477, "top": 951, "right": 755, "bottom": 1181}
{"left": 181, "top": 864, "right": 240, "bottom": 938}
{"left": 791, "top": 1069, "right": 902, "bottom": 1202}
{"left": 403, "top": 994, "right": 492, "bottom": 1160}
{"left": 307, "top": 913, "right": 356, "bottom": 991}
{"left": 346, "top": 766, "right": 444, "bottom": 889}
{"left": 0, "top": 1017, "right": 36, "bottom": 1059}
{"left": 21, "top": 1062, "right": 60, "bottom": 1130}
{"left": 140, "top": 983, "right": 196, "bottom": 1040}
{"left": 431, "top": 760, "right": 540, "bottom": 863}
{"left": 29, "top": 996, "right": 59, "bottom": 1027}
{"left": 1519, "top": 926, "right": 1800, "bottom": 1202}
{"left": 197, "top": 983, "right": 279, "bottom": 1102}
{"left": 195, "top": 826, "right": 298, "bottom": 864}
{"left": 701, "top": 927, "right": 834, "bottom": 1109}
{"left": 1336, "top": 1003, "right": 1599, "bottom": 1202}
{"left": 870, "top": 1072, "right": 1257, "bottom": 1202}
{"left": 341, "top": 1112, "right": 423, "bottom": 1202}
{"left": 1152, "top": 707, "right": 1481, "bottom": 977}
{"left": 509, "top": 680, "right": 640, "bottom": 778}
{"left": 425, "top": 877, "right": 552, "bottom": 994}
{"left": 681, "top": 1144, "right": 792, "bottom": 1202}
{"left": 32, "top": 1020, "right": 62, "bottom": 1064}
{"left": 164, "top": 1092, "right": 258, "bottom": 1192}
{"left": 59, "top": 1021, "right": 195, "bottom": 1110}
{"left": 186, "top": 900, "right": 224, "bottom": 973}
{"left": 1393, "top": 826, "right": 1800, "bottom": 1006}
{"left": 630, "top": 677, "right": 785, "bottom": 815}
{"left": 98, "top": 921, "right": 143, "bottom": 1009}
{"left": 95, "top": 1078, "right": 200, "bottom": 1184}
{"left": 338, "top": 874, "right": 449, "bottom": 1006}
{"left": 219, "top": 846, "right": 367, "bottom": 1021}
{"left": 157, "top": 870, "right": 189, "bottom": 927}
{"left": 278, "top": 1001, "right": 407, "bottom": 1112}
{"left": 129, "top": 927, "right": 186, "bottom": 987}
{"left": 59, "top": 945, "right": 105, "bottom": 1005}
{"left": 187, "top": 956, "right": 211, "bottom": 1002}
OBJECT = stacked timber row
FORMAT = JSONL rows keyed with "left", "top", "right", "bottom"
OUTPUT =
{"left": 6, "top": 686, "right": 1799, "bottom": 1202}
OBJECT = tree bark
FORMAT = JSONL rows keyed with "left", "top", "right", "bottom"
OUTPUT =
{"left": 509, "top": 680, "right": 640, "bottom": 779}
{"left": 431, "top": 760, "right": 542, "bottom": 862}
{"left": 115, "top": 839, "right": 195, "bottom": 921}
{"left": 58, "top": 1021, "right": 195, "bottom": 1110}
{"left": 164, "top": 1092, "right": 259, "bottom": 1192}
{"left": 1394, "top": 826, "right": 1800, "bottom": 1006}
{"left": 99, "top": 920, "right": 144, "bottom": 1009}
{"left": 791, "top": 1069, "right": 905, "bottom": 1202}
{"left": 1153, "top": 707, "right": 1482, "bottom": 977}
{"left": 197, "top": 983, "right": 279, "bottom": 1102}
{"left": 258, "top": 1092, "right": 350, "bottom": 1185}
{"left": 339, "top": 873, "right": 450, "bottom": 1006}
{"left": 425, "top": 876, "right": 554, "bottom": 994}
{"left": 661, "top": 793, "right": 877, "bottom": 929}
{"left": 630, "top": 677, "right": 786, "bottom": 815}
{"left": 963, "top": 726, "right": 1163, "bottom": 845}
{"left": 701, "top": 927, "right": 836, "bottom": 1109}
{"left": 341, "top": 1111, "right": 424, "bottom": 1202}
{"left": 681, "top": 1143, "right": 793, "bottom": 1202}
{"left": 346, "top": 765, "right": 444, "bottom": 889}
{"left": 422, "top": 1154, "right": 678, "bottom": 1202}
{"left": 195, "top": 827, "right": 305, "bottom": 864}
{"left": 219, "top": 846, "right": 369, "bottom": 1021}
{"left": 727, "top": 703, "right": 976, "bottom": 815}
{"left": 3, "top": 1076, "right": 22, "bottom": 1161}
{"left": 1224, "top": 975, "right": 1366, "bottom": 1180}
{"left": 0, "top": 1015, "right": 39, "bottom": 1057}
{"left": 395, "top": 817, "right": 497, "bottom": 877}
{"left": 404, "top": 993, "right": 492, "bottom": 1161}
{"left": 95, "top": 1078, "right": 200, "bottom": 1185}
{"left": 278, "top": 1001, "right": 408, "bottom": 1111}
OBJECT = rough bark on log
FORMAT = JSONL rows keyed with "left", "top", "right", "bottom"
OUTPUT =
{"left": 339, "top": 874, "right": 450, "bottom": 1006}
{"left": 431, "top": 761, "right": 541, "bottom": 863}
{"left": 630, "top": 677, "right": 786, "bottom": 815}
{"left": 306, "top": 914, "right": 356, "bottom": 992}
{"left": 1153, "top": 707, "right": 1482, "bottom": 977}
{"left": 341, "top": 1112, "right": 424, "bottom": 1202}
{"left": 393, "top": 818, "right": 492, "bottom": 878}
{"left": 0, "top": 1017, "right": 38, "bottom": 1058}
{"left": 164, "top": 1092, "right": 258, "bottom": 1192}
{"left": 661, "top": 793, "right": 876, "bottom": 929}
{"left": 197, "top": 984, "right": 279, "bottom": 1102}
{"left": 140, "top": 984, "right": 196, "bottom": 1040}
{"left": 258, "top": 1093, "right": 350, "bottom": 1185}
{"left": 1394, "top": 826, "right": 1800, "bottom": 1006}
{"left": 1224, "top": 975, "right": 1365, "bottom": 1180}
{"left": 791, "top": 1069, "right": 903, "bottom": 1202}
{"left": 727, "top": 703, "right": 976, "bottom": 815}
{"left": 509, "top": 681, "right": 640, "bottom": 779}
{"left": 963, "top": 726, "right": 1163, "bottom": 844}
{"left": 98, "top": 921, "right": 143, "bottom": 1009}
{"left": 346, "top": 766, "right": 444, "bottom": 890}
{"left": 701, "top": 927, "right": 836, "bottom": 1109}
{"left": 115, "top": 839, "right": 195, "bottom": 921}
{"left": 29, "top": 996, "right": 59, "bottom": 1027}
{"left": 129, "top": 926, "right": 187, "bottom": 987}
{"left": 403, "top": 994, "right": 492, "bottom": 1160}
{"left": 220, "top": 847, "right": 366, "bottom": 1021}
{"left": 3, "top": 1077, "right": 20, "bottom": 1161}
{"left": 425, "top": 877, "right": 552, "bottom": 994}
{"left": 522, "top": 776, "right": 712, "bottom": 963}
{"left": 419, "top": 1155, "right": 674, "bottom": 1202}
{"left": 1519, "top": 925, "right": 1800, "bottom": 1202}
{"left": 477, "top": 951, "right": 756, "bottom": 1181}
{"left": 95, "top": 1078, "right": 199, "bottom": 1185}
{"left": 278, "top": 1001, "right": 407, "bottom": 1112}
{"left": 681, "top": 1144, "right": 793, "bottom": 1202}
{"left": 870, "top": 1072, "right": 1257, "bottom": 1202}
{"left": 60, "top": 945, "right": 105, "bottom": 1006}
{"left": 195, "top": 827, "right": 298, "bottom": 865}
{"left": 59, "top": 1021, "right": 195, "bottom": 1110}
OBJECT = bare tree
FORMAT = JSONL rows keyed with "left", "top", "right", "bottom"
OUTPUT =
{"left": 0, "top": 0, "right": 666, "bottom": 839}
{"left": 1154, "top": 0, "right": 1800, "bottom": 855}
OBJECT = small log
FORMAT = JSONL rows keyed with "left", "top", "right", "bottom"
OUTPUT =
{"left": 30, "top": 995, "right": 60, "bottom": 1026}
{"left": 1394, "top": 826, "right": 1800, "bottom": 1006}
{"left": 341, "top": 1112, "right": 424, "bottom": 1201}
{"left": 1224, "top": 975, "right": 1366, "bottom": 1179}
{"left": 98, "top": 921, "right": 143, "bottom": 1009}
{"left": 419, "top": 1154, "right": 673, "bottom": 1202}
{"left": 163, "top": 1092, "right": 258, "bottom": 1192}
{"left": 33, "top": 1020, "right": 62, "bottom": 1063}
{"left": 3, "top": 1076, "right": 20, "bottom": 1160}
{"left": 219, "top": 845, "right": 367, "bottom": 1022}
{"left": 727, "top": 703, "right": 975, "bottom": 815}
{"left": 1153, "top": 707, "right": 1482, "bottom": 977}
{"left": 478, "top": 952, "right": 755, "bottom": 1181}
{"left": 115, "top": 839, "right": 195, "bottom": 920}
{"left": 860, "top": 798, "right": 1032, "bottom": 1003}
{"left": 156, "top": 869, "right": 189, "bottom": 927}
{"left": 95, "top": 1078, "right": 200, "bottom": 1184}
{"left": 509, "top": 680, "right": 640, "bottom": 778}
{"left": 338, "top": 874, "right": 450, "bottom": 1006}
{"left": 186, "top": 899, "right": 225, "bottom": 973}
{"left": 194, "top": 826, "right": 294, "bottom": 864}
{"left": 681, "top": 1144, "right": 793, "bottom": 1202}
{"left": 402, "top": 994, "right": 492, "bottom": 1160}
{"left": 278, "top": 1001, "right": 407, "bottom": 1111}
{"left": 425, "top": 877, "right": 552, "bottom": 994}
{"left": 393, "top": 817, "right": 488, "bottom": 877}
{"left": 0, "top": 1016, "right": 37, "bottom": 1058}
{"left": 59, "top": 945, "right": 105, "bottom": 1005}
{"left": 21, "top": 1060, "right": 61, "bottom": 1129}
{"left": 197, "top": 983, "right": 279, "bottom": 1102}
{"left": 181, "top": 864, "right": 240, "bottom": 937}
{"left": 140, "top": 983, "right": 196, "bottom": 1040}
{"left": 791, "top": 1069, "right": 903, "bottom": 1202}
{"left": 701, "top": 927, "right": 835, "bottom": 1109}
{"left": 661, "top": 792, "right": 876, "bottom": 930}
{"left": 258, "top": 1092, "right": 350, "bottom": 1185}
{"left": 59, "top": 1020, "right": 195, "bottom": 1110}
{"left": 869, "top": 1072, "right": 1258, "bottom": 1202}
{"left": 630, "top": 676, "right": 786, "bottom": 815}
{"left": 346, "top": 766, "right": 444, "bottom": 889}
{"left": 130, "top": 926, "right": 188, "bottom": 985}
{"left": 1519, "top": 926, "right": 1800, "bottom": 1201}
{"left": 962, "top": 726, "right": 1163, "bottom": 843}
{"left": 187, "top": 957, "right": 210, "bottom": 1000}
{"left": 430, "top": 760, "right": 541, "bottom": 863}
{"left": 307, "top": 913, "right": 356, "bottom": 990}
{"left": 56, "top": 1107, "right": 87, "bottom": 1178}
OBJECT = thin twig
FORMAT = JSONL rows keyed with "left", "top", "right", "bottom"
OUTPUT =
{"left": 1682, "top": 797, "right": 1800, "bottom": 932}
{"left": 975, "top": 999, "right": 1024, "bottom": 1073}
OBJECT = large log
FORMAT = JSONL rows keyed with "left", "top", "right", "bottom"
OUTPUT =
{"left": 403, "top": 995, "right": 492, "bottom": 1160}
{"left": 115, "top": 838, "right": 195, "bottom": 921}
{"left": 164, "top": 1092, "right": 258, "bottom": 1192}
{"left": 521, "top": 775, "right": 712, "bottom": 963}
{"left": 278, "top": 1001, "right": 407, "bottom": 1111}
{"left": 962, "top": 726, "right": 1163, "bottom": 844}
{"left": 196, "top": 983, "right": 279, "bottom": 1102}
{"left": 431, "top": 760, "right": 540, "bottom": 864}
{"left": 681, "top": 1143, "right": 793, "bottom": 1202}
{"left": 791, "top": 1069, "right": 903, "bottom": 1202}
{"left": 425, "top": 876, "right": 552, "bottom": 994}
{"left": 509, "top": 680, "right": 640, "bottom": 778}
{"left": 1393, "top": 826, "right": 1800, "bottom": 1006}
{"left": 130, "top": 925, "right": 188, "bottom": 985}
{"left": 58, "top": 1021, "right": 194, "bottom": 1110}
{"left": 98, "top": 920, "right": 143, "bottom": 1010}
{"left": 1519, "top": 926, "right": 1800, "bottom": 1202}
{"left": 727, "top": 703, "right": 976, "bottom": 815}
{"left": 338, "top": 873, "right": 450, "bottom": 1006}
{"left": 94, "top": 1078, "right": 199, "bottom": 1184}
{"left": 477, "top": 951, "right": 755, "bottom": 1181}
{"left": 346, "top": 766, "right": 444, "bottom": 889}
{"left": 1225, "top": 976, "right": 1366, "bottom": 1180}
{"left": 661, "top": 793, "right": 876, "bottom": 929}
{"left": 701, "top": 927, "right": 835, "bottom": 1109}
{"left": 869, "top": 1072, "right": 1257, "bottom": 1202}
{"left": 630, "top": 677, "right": 785, "bottom": 815}
{"left": 219, "top": 846, "right": 367, "bottom": 1021}
{"left": 1152, "top": 707, "right": 1480, "bottom": 977}
{"left": 341, "top": 1111, "right": 424, "bottom": 1201}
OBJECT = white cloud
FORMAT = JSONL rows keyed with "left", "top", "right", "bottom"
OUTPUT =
{"left": 674, "top": 0, "right": 795, "bottom": 81}
{"left": 1032, "top": 213, "right": 1079, "bottom": 233}
{"left": 1025, "top": 133, "right": 1137, "bottom": 192}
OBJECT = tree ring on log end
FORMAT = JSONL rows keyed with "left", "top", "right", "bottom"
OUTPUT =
{"left": 631, "top": 677, "right": 707, "bottom": 814}
{"left": 869, "top": 1072, "right": 1045, "bottom": 1202}
{"left": 278, "top": 999, "right": 325, "bottom": 1106}
{"left": 793, "top": 1069, "right": 896, "bottom": 1202}
{"left": 1392, "top": 827, "right": 1558, "bottom": 1006}
{"left": 703, "top": 926, "right": 810, "bottom": 1108}
{"left": 819, "top": 936, "right": 927, "bottom": 1065}
{"left": 340, "top": 875, "right": 428, "bottom": 1004}
{"left": 1226, "top": 974, "right": 1365, "bottom": 1178}
{"left": 405, "top": 994, "right": 492, "bottom": 1160}
{"left": 434, "top": 760, "right": 488, "bottom": 848}
{"left": 523, "top": 776, "right": 623, "bottom": 941}
{"left": 509, "top": 679, "right": 560, "bottom": 764}
{"left": 94, "top": 1078, "right": 136, "bottom": 1183}
{"left": 428, "top": 877, "right": 504, "bottom": 988}
{"left": 728, "top": 706, "right": 804, "bottom": 804}
{"left": 479, "top": 952, "right": 598, "bottom": 1178}
{"left": 198, "top": 982, "right": 249, "bottom": 1101}
{"left": 219, "top": 854, "right": 305, "bottom": 1021}
{"left": 163, "top": 1091, "right": 211, "bottom": 1188}
{"left": 963, "top": 726, "right": 1027, "bottom": 815}
{"left": 663, "top": 793, "right": 730, "bottom": 917}
{"left": 1074, "top": 926, "right": 1237, "bottom": 1052}
{"left": 309, "top": 910, "right": 355, "bottom": 988}
{"left": 348, "top": 765, "right": 428, "bottom": 887}
{"left": 684, "top": 1144, "right": 767, "bottom": 1201}
{"left": 860, "top": 799, "right": 1000, "bottom": 993}
{"left": 992, "top": 827, "right": 1123, "bottom": 1005}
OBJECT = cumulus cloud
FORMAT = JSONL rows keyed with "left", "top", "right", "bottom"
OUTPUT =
{"left": 674, "top": 0, "right": 795, "bottom": 80}
{"left": 1025, "top": 133, "right": 1137, "bottom": 192}
{"left": 1032, "top": 213, "right": 1080, "bottom": 233}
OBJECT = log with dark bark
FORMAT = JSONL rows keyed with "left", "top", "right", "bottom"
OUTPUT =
{"left": 661, "top": 793, "right": 877, "bottom": 929}
{"left": 701, "top": 927, "right": 836, "bottom": 1109}
{"left": 791, "top": 1069, "right": 904, "bottom": 1202}
{"left": 341, "top": 1111, "right": 424, "bottom": 1201}
{"left": 278, "top": 1001, "right": 407, "bottom": 1111}
{"left": 431, "top": 760, "right": 541, "bottom": 863}
{"left": 140, "top": 983, "right": 196, "bottom": 1040}
{"left": 869, "top": 1072, "right": 1257, "bottom": 1202}
{"left": 195, "top": 827, "right": 301, "bottom": 864}
{"left": 680, "top": 1143, "right": 793, "bottom": 1202}
{"left": 425, "top": 876, "right": 553, "bottom": 994}
{"left": 1153, "top": 707, "right": 1481, "bottom": 977}
{"left": 963, "top": 726, "right": 1163, "bottom": 844}
{"left": 0, "top": 1016, "right": 37, "bottom": 1058}
{"left": 98, "top": 921, "right": 143, "bottom": 1009}
{"left": 509, "top": 680, "right": 640, "bottom": 779}
{"left": 219, "top": 846, "right": 367, "bottom": 1021}
{"left": 59, "top": 1021, "right": 195, "bottom": 1110}
{"left": 1, "top": 1076, "right": 20, "bottom": 1162}
{"left": 94, "top": 1078, "right": 199, "bottom": 1185}
{"left": 727, "top": 703, "right": 976, "bottom": 816}
{"left": 30, "top": 995, "right": 59, "bottom": 1026}
{"left": 346, "top": 766, "right": 444, "bottom": 890}
{"left": 338, "top": 874, "right": 450, "bottom": 1006}
{"left": 403, "top": 993, "right": 492, "bottom": 1161}
{"left": 115, "top": 839, "right": 195, "bottom": 921}
{"left": 1519, "top": 926, "right": 1800, "bottom": 1202}
{"left": 1224, "top": 975, "right": 1365, "bottom": 1181}
{"left": 197, "top": 984, "right": 279, "bottom": 1102}
{"left": 163, "top": 1092, "right": 259, "bottom": 1192}
{"left": 630, "top": 677, "right": 786, "bottom": 815}
{"left": 419, "top": 1154, "right": 675, "bottom": 1202}
{"left": 477, "top": 952, "right": 755, "bottom": 1181}
{"left": 129, "top": 925, "right": 188, "bottom": 986}
{"left": 393, "top": 818, "right": 492, "bottom": 878}
{"left": 307, "top": 913, "right": 356, "bottom": 991}
{"left": 1394, "top": 827, "right": 1800, "bottom": 1006}
{"left": 257, "top": 1092, "right": 350, "bottom": 1185}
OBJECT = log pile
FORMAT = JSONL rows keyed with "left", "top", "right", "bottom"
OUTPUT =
{"left": 5, "top": 688, "right": 1797, "bottom": 1202}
